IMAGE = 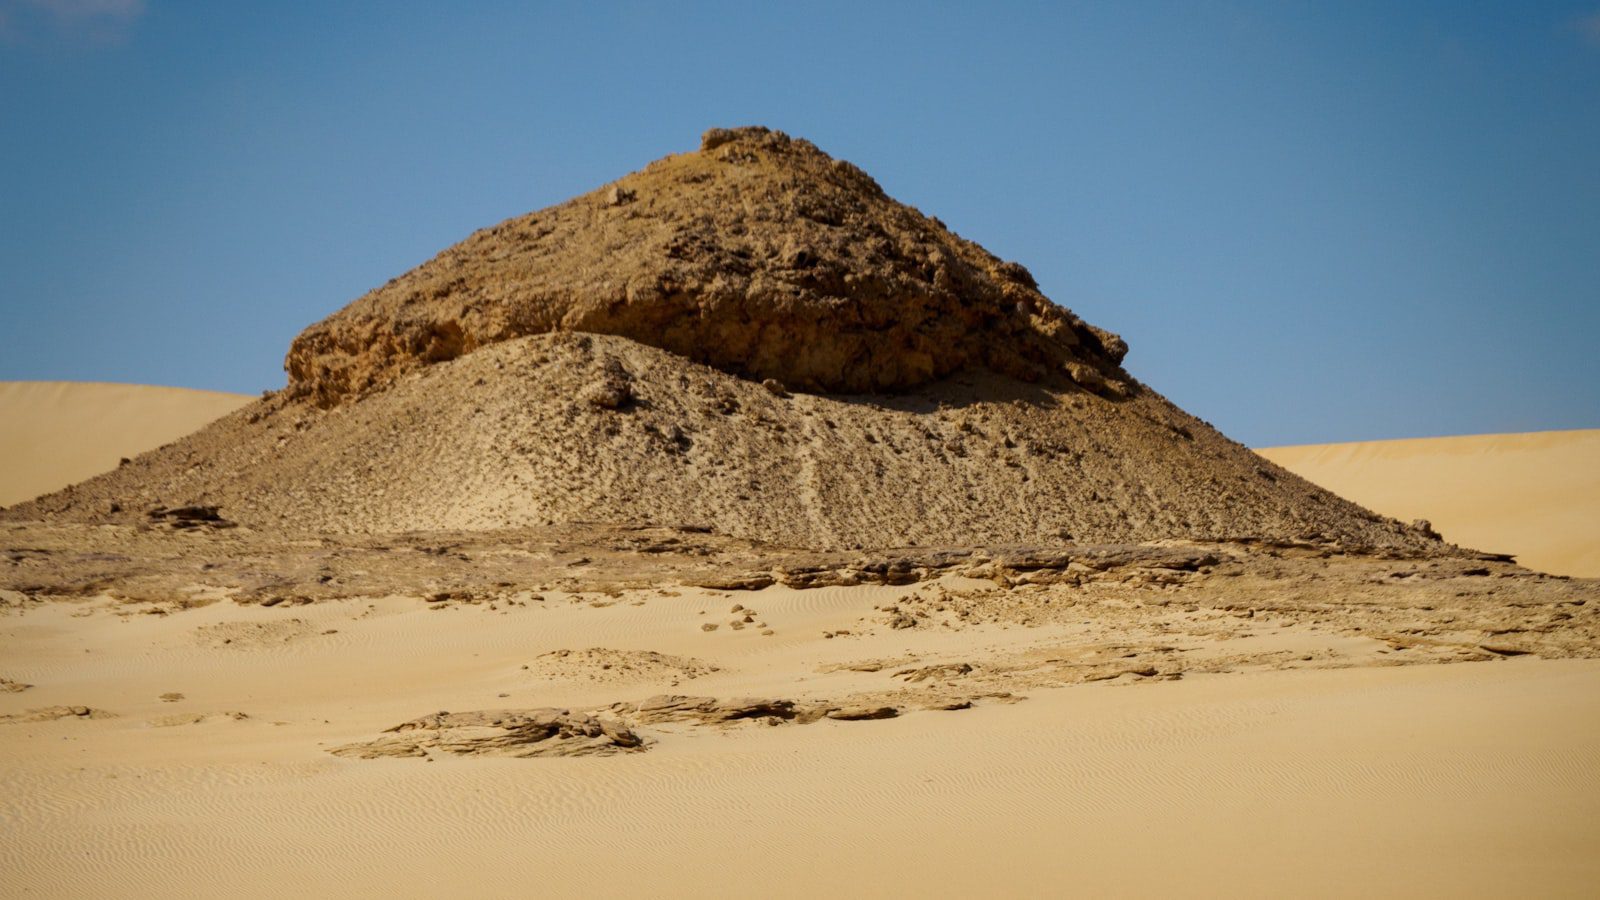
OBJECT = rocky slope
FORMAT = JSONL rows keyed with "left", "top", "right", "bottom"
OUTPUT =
{"left": 13, "top": 333, "right": 1438, "bottom": 551}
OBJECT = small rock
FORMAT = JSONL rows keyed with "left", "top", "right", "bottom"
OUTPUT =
{"left": 584, "top": 381, "right": 631, "bottom": 409}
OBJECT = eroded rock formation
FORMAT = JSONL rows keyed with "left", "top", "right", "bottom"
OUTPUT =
{"left": 284, "top": 126, "right": 1130, "bottom": 407}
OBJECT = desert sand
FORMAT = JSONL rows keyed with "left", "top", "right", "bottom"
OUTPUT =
{"left": 2, "top": 563, "right": 1597, "bottom": 898}
{"left": 4, "top": 128, "right": 1597, "bottom": 898}
{"left": 0, "top": 382, "right": 250, "bottom": 507}
{"left": 1261, "top": 430, "right": 1600, "bottom": 578}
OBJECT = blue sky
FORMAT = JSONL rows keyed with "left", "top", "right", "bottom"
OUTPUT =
{"left": 2, "top": 1, "right": 1597, "bottom": 446}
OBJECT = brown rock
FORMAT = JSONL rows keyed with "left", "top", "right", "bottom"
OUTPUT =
{"left": 826, "top": 705, "right": 899, "bottom": 721}
{"left": 282, "top": 126, "right": 1128, "bottom": 408}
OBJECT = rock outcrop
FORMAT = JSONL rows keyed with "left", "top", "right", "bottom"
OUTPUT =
{"left": 328, "top": 708, "right": 642, "bottom": 759}
{"left": 284, "top": 126, "right": 1129, "bottom": 407}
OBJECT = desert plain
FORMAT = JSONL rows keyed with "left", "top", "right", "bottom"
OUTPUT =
{"left": 3, "top": 128, "right": 1598, "bottom": 898}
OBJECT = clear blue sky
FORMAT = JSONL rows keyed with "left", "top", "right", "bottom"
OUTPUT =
{"left": 2, "top": 1, "right": 1597, "bottom": 446}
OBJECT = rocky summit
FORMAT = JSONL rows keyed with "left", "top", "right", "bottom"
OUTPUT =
{"left": 7, "top": 127, "right": 1446, "bottom": 553}
{"left": 284, "top": 126, "right": 1129, "bottom": 407}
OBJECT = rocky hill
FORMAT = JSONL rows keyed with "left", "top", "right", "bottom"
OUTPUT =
{"left": 6, "top": 127, "right": 1444, "bottom": 553}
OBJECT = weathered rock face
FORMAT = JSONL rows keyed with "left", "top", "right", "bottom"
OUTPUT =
{"left": 284, "top": 126, "right": 1129, "bottom": 407}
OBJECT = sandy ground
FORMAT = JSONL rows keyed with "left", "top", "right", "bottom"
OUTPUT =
{"left": 1260, "top": 430, "right": 1600, "bottom": 578}
{"left": 1, "top": 585, "right": 1596, "bottom": 899}
{"left": 0, "top": 382, "right": 250, "bottom": 507}
{"left": 4, "top": 384, "right": 1598, "bottom": 898}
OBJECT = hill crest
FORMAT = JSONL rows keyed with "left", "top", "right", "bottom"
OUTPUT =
{"left": 285, "top": 126, "right": 1129, "bottom": 407}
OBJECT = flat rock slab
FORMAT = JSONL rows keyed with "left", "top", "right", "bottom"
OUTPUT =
{"left": 329, "top": 708, "right": 642, "bottom": 759}
{"left": 825, "top": 706, "right": 900, "bottom": 721}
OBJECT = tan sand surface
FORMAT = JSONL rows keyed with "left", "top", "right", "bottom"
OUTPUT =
{"left": 0, "top": 382, "right": 251, "bottom": 507}
{"left": 1261, "top": 430, "right": 1600, "bottom": 577}
{"left": 3, "top": 577, "right": 1598, "bottom": 898}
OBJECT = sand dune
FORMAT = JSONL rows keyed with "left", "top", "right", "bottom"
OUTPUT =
{"left": 1260, "top": 430, "right": 1600, "bottom": 577}
{"left": 0, "top": 382, "right": 251, "bottom": 507}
